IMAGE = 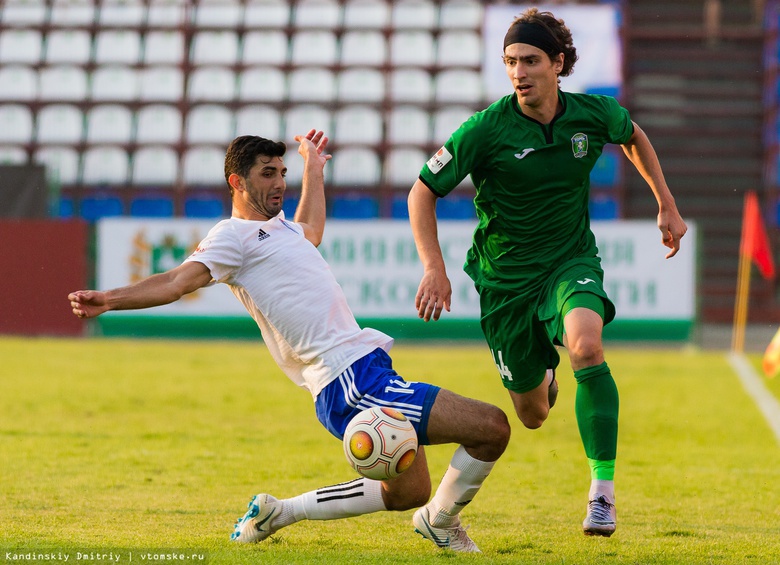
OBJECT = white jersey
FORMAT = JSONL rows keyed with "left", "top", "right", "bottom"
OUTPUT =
{"left": 185, "top": 213, "right": 393, "bottom": 398}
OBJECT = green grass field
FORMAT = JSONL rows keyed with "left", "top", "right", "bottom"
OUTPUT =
{"left": 2, "top": 337, "right": 780, "bottom": 564}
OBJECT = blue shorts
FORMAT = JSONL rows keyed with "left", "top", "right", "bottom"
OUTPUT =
{"left": 315, "top": 348, "right": 440, "bottom": 445}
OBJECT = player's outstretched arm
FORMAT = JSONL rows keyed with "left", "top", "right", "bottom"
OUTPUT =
{"left": 408, "top": 178, "right": 452, "bottom": 322}
{"left": 621, "top": 121, "right": 688, "bottom": 258}
{"left": 293, "top": 129, "right": 332, "bottom": 246}
{"left": 68, "top": 261, "right": 213, "bottom": 319}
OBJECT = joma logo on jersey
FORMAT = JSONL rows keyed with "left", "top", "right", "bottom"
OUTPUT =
{"left": 571, "top": 133, "right": 588, "bottom": 158}
{"left": 426, "top": 146, "right": 453, "bottom": 174}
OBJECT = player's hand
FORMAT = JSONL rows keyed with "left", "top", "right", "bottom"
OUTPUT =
{"left": 68, "top": 290, "right": 110, "bottom": 319}
{"left": 295, "top": 129, "right": 332, "bottom": 165}
{"left": 658, "top": 207, "right": 687, "bottom": 258}
{"left": 415, "top": 269, "right": 452, "bottom": 322}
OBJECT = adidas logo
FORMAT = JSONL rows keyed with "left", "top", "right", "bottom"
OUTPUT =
{"left": 257, "top": 229, "right": 270, "bottom": 241}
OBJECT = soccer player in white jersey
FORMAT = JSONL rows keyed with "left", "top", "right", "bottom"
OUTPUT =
{"left": 68, "top": 130, "right": 510, "bottom": 553}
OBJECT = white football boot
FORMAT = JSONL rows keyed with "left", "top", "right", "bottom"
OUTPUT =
{"left": 412, "top": 506, "right": 480, "bottom": 552}
{"left": 230, "top": 493, "right": 283, "bottom": 543}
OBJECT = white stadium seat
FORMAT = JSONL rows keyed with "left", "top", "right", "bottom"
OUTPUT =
{"left": 39, "top": 66, "right": 88, "bottom": 101}
{"left": 238, "top": 67, "right": 286, "bottom": 102}
{"left": 439, "top": 0, "right": 484, "bottom": 29}
{"left": 146, "top": 1, "right": 187, "bottom": 27}
{"left": 244, "top": 0, "right": 290, "bottom": 28}
{"left": 194, "top": 0, "right": 243, "bottom": 27}
{"left": 132, "top": 146, "right": 179, "bottom": 185}
{"left": 283, "top": 105, "right": 331, "bottom": 144}
{"left": 340, "top": 31, "right": 387, "bottom": 67}
{"left": 0, "top": 66, "right": 37, "bottom": 101}
{"left": 288, "top": 68, "right": 335, "bottom": 103}
{"left": 139, "top": 67, "right": 183, "bottom": 102}
{"left": 135, "top": 105, "right": 182, "bottom": 144}
{"left": 235, "top": 105, "right": 282, "bottom": 140}
{"left": 187, "top": 67, "right": 237, "bottom": 102}
{"left": 86, "top": 105, "right": 134, "bottom": 144}
{"left": 389, "top": 68, "right": 432, "bottom": 103}
{"left": 242, "top": 30, "right": 289, "bottom": 66}
{"left": 387, "top": 105, "right": 431, "bottom": 146}
{"left": 82, "top": 146, "right": 130, "bottom": 184}
{"left": 391, "top": 0, "right": 438, "bottom": 30}
{"left": 433, "top": 105, "right": 473, "bottom": 142}
{"left": 0, "top": 104, "right": 33, "bottom": 143}
{"left": 336, "top": 68, "right": 385, "bottom": 103}
{"left": 293, "top": 0, "right": 342, "bottom": 29}
{"left": 185, "top": 105, "right": 234, "bottom": 145}
{"left": 143, "top": 31, "right": 185, "bottom": 65}
{"left": 434, "top": 69, "right": 484, "bottom": 103}
{"left": 436, "top": 31, "right": 482, "bottom": 68}
{"left": 290, "top": 31, "right": 338, "bottom": 67}
{"left": 0, "top": 145, "right": 28, "bottom": 164}
{"left": 91, "top": 66, "right": 139, "bottom": 101}
{"left": 190, "top": 31, "right": 240, "bottom": 65}
{"left": 2, "top": 0, "right": 48, "bottom": 26}
{"left": 36, "top": 104, "right": 84, "bottom": 144}
{"left": 35, "top": 146, "right": 81, "bottom": 184}
{"left": 182, "top": 146, "right": 226, "bottom": 185}
{"left": 384, "top": 147, "right": 427, "bottom": 186}
{"left": 0, "top": 29, "right": 43, "bottom": 64}
{"left": 390, "top": 31, "right": 435, "bottom": 67}
{"left": 332, "top": 147, "right": 381, "bottom": 186}
{"left": 44, "top": 30, "right": 92, "bottom": 64}
{"left": 94, "top": 30, "right": 142, "bottom": 65}
{"left": 98, "top": 0, "right": 146, "bottom": 26}
{"left": 50, "top": 0, "right": 95, "bottom": 27}
{"left": 343, "top": 0, "right": 390, "bottom": 29}
{"left": 334, "top": 106, "right": 383, "bottom": 145}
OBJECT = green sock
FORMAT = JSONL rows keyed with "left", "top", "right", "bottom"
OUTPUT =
{"left": 574, "top": 362, "right": 618, "bottom": 480}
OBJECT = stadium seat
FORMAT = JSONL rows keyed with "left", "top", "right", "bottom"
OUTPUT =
{"left": 334, "top": 106, "right": 383, "bottom": 145}
{"left": 130, "top": 196, "right": 174, "bottom": 217}
{"left": 98, "top": 1, "right": 146, "bottom": 26}
{"left": 35, "top": 146, "right": 80, "bottom": 184}
{"left": 0, "top": 104, "right": 33, "bottom": 143}
{"left": 0, "top": 145, "right": 28, "bottom": 164}
{"left": 330, "top": 195, "right": 379, "bottom": 219}
{"left": 434, "top": 70, "right": 484, "bottom": 103}
{"left": 194, "top": 0, "right": 243, "bottom": 27}
{"left": 238, "top": 67, "right": 287, "bottom": 102}
{"left": 139, "top": 67, "right": 184, "bottom": 102}
{"left": 290, "top": 31, "right": 338, "bottom": 67}
{"left": 182, "top": 147, "right": 226, "bottom": 185}
{"left": 293, "top": 0, "right": 342, "bottom": 28}
{"left": 336, "top": 68, "right": 385, "bottom": 103}
{"left": 391, "top": 195, "right": 409, "bottom": 219}
{"left": 82, "top": 147, "right": 130, "bottom": 184}
{"left": 0, "top": 66, "right": 37, "bottom": 101}
{"left": 135, "top": 104, "right": 182, "bottom": 144}
{"left": 585, "top": 85, "right": 621, "bottom": 99}
{"left": 187, "top": 67, "right": 237, "bottom": 102}
{"left": 86, "top": 105, "right": 133, "bottom": 144}
{"left": 39, "top": 66, "right": 88, "bottom": 101}
{"left": 436, "top": 31, "right": 482, "bottom": 68}
{"left": 57, "top": 197, "right": 74, "bottom": 218}
{"left": 90, "top": 66, "right": 139, "bottom": 101}
{"left": 439, "top": 0, "right": 484, "bottom": 29}
{"left": 437, "top": 196, "right": 475, "bottom": 219}
{"left": 242, "top": 31, "right": 289, "bottom": 66}
{"left": 94, "top": 31, "right": 142, "bottom": 65}
{"left": 132, "top": 146, "right": 179, "bottom": 185}
{"left": 1, "top": 0, "right": 48, "bottom": 26}
{"left": 391, "top": 0, "right": 438, "bottom": 29}
{"left": 389, "top": 68, "right": 433, "bottom": 103}
{"left": 0, "top": 29, "right": 43, "bottom": 64}
{"left": 244, "top": 0, "right": 290, "bottom": 28}
{"left": 185, "top": 105, "right": 234, "bottom": 145}
{"left": 589, "top": 196, "right": 619, "bottom": 220}
{"left": 143, "top": 31, "right": 185, "bottom": 65}
{"left": 390, "top": 31, "right": 435, "bottom": 67}
{"left": 387, "top": 105, "right": 431, "bottom": 146}
{"left": 36, "top": 105, "right": 84, "bottom": 144}
{"left": 288, "top": 68, "right": 336, "bottom": 102}
{"left": 433, "top": 106, "right": 472, "bottom": 142}
{"left": 343, "top": 0, "right": 390, "bottom": 28}
{"left": 78, "top": 195, "right": 125, "bottom": 221}
{"left": 185, "top": 195, "right": 226, "bottom": 218}
{"left": 331, "top": 147, "right": 382, "bottom": 186}
{"left": 384, "top": 147, "right": 427, "bottom": 186}
{"left": 590, "top": 150, "right": 620, "bottom": 187}
{"left": 50, "top": 0, "right": 95, "bottom": 26}
{"left": 146, "top": 2, "right": 186, "bottom": 27}
{"left": 340, "top": 31, "right": 387, "bottom": 67}
{"left": 235, "top": 105, "right": 282, "bottom": 140}
{"left": 190, "top": 31, "right": 240, "bottom": 65}
{"left": 284, "top": 105, "right": 331, "bottom": 144}
{"left": 282, "top": 195, "right": 299, "bottom": 217}
{"left": 44, "top": 30, "right": 92, "bottom": 64}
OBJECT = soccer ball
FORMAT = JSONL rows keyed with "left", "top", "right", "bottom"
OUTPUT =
{"left": 343, "top": 407, "right": 418, "bottom": 481}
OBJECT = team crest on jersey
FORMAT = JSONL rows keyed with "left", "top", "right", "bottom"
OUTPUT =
{"left": 426, "top": 146, "right": 453, "bottom": 174}
{"left": 571, "top": 133, "right": 588, "bottom": 158}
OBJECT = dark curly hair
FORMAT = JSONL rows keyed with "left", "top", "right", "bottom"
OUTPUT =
{"left": 507, "top": 8, "right": 578, "bottom": 78}
{"left": 223, "top": 135, "right": 286, "bottom": 195}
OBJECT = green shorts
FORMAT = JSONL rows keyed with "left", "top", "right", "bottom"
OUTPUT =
{"left": 478, "top": 257, "right": 615, "bottom": 393}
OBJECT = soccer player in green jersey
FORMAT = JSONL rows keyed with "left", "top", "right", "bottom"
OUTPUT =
{"left": 408, "top": 8, "right": 688, "bottom": 537}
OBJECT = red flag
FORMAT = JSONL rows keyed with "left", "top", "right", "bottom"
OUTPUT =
{"left": 741, "top": 191, "right": 775, "bottom": 280}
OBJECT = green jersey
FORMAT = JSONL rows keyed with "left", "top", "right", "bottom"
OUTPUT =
{"left": 419, "top": 91, "right": 634, "bottom": 294}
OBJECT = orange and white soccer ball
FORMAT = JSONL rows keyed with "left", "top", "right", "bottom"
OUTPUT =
{"left": 343, "top": 407, "right": 418, "bottom": 480}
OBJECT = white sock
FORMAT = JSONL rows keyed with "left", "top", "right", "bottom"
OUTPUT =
{"left": 589, "top": 480, "right": 615, "bottom": 503}
{"left": 427, "top": 445, "right": 496, "bottom": 527}
{"left": 275, "top": 478, "right": 386, "bottom": 527}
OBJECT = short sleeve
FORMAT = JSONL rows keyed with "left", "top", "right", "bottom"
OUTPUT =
{"left": 603, "top": 96, "right": 634, "bottom": 145}
{"left": 185, "top": 222, "right": 243, "bottom": 283}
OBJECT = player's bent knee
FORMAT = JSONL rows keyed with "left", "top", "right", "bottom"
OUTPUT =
{"left": 482, "top": 408, "right": 511, "bottom": 457}
{"left": 516, "top": 404, "right": 549, "bottom": 430}
{"left": 383, "top": 485, "right": 430, "bottom": 511}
